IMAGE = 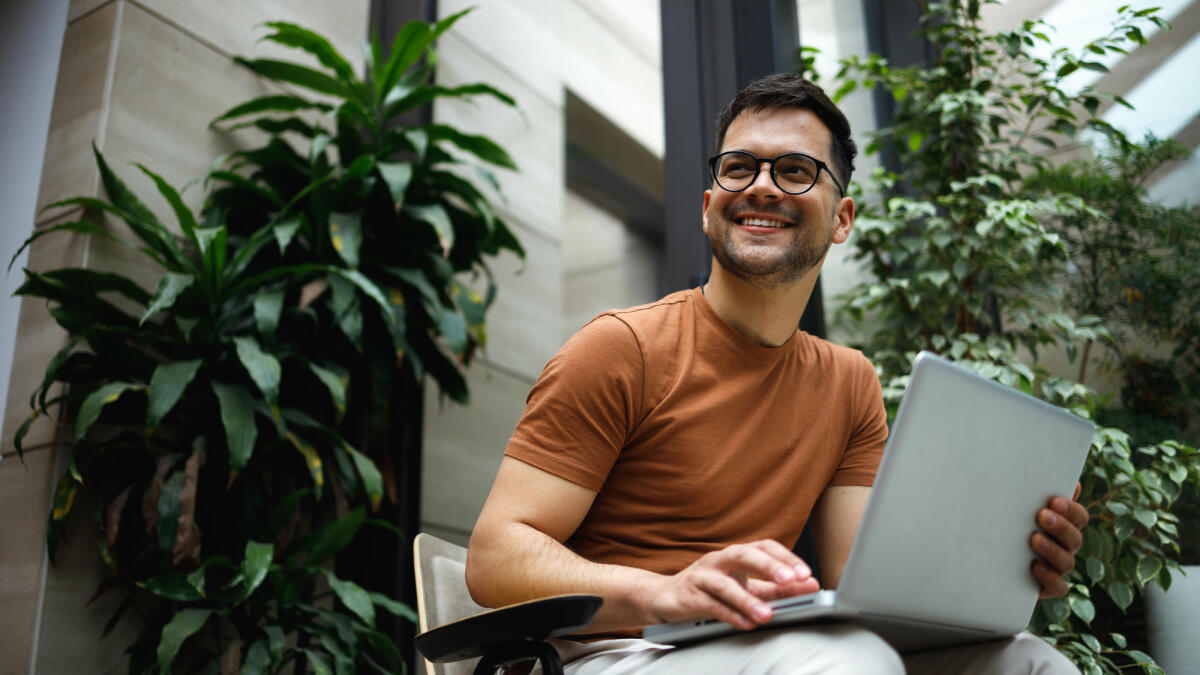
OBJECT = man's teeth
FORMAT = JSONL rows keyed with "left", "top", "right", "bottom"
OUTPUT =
{"left": 740, "top": 217, "right": 789, "bottom": 228}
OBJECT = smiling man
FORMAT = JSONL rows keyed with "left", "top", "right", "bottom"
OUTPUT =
{"left": 465, "top": 74, "right": 1086, "bottom": 674}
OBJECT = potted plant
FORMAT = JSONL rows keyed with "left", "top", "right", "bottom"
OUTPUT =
{"left": 11, "top": 10, "right": 520, "bottom": 673}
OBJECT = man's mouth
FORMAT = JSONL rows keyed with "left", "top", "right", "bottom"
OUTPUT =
{"left": 736, "top": 216, "right": 793, "bottom": 229}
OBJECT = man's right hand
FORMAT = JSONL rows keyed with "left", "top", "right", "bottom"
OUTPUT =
{"left": 645, "top": 539, "right": 819, "bottom": 630}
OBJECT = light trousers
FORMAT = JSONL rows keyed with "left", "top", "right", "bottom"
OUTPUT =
{"left": 547, "top": 627, "right": 1079, "bottom": 674}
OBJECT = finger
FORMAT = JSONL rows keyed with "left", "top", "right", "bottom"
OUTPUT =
{"left": 1030, "top": 530, "right": 1076, "bottom": 577}
{"left": 746, "top": 576, "right": 821, "bottom": 601}
{"left": 1032, "top": 560, "right": 1068, "bottom": 599}
{"left": 715, "top": 542, "right": 812, "bottom": 586}
{"left": 1050, "top": 496, "right": 1090, "bottom": 531}
{"left": 694, "top": 570, "right": 775, "bottom": 629}
{"left": 1038, "top": 506, "right": 1084, "bottom": 555}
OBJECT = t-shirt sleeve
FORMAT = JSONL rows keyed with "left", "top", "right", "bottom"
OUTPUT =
{"left": 505, "top": 315, "right": 643, "bottom": 492}
{"left": 828, "top": 353, "right": 888, "bottom": 487}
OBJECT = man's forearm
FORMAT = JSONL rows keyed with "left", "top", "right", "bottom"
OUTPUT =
{"left": 465, "top": 520, "right": 665, "bottom": 633}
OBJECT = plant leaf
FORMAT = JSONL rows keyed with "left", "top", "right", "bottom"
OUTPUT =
{"left": 156, "top": 470, "right": 186, "bottom": 554}
{"left": 212, "top": 382, "right": 258, "bottom": 476}
{"left": 234, "top": 56, "right": 355, "bottom": 98}
{"left": 272, "top": 215, "right": 304, "bottom": 254}
{"left": 344, "top": 444, "right": 383, "bottom": 510}
{"left": 308, "top": 362, "right": 347, "bottom": 421}
{"left": 139, "top": 272, "right": 195, "bottom": 324}
{"left": 213, "top": 93, "right": 332, "bottom": 122}
{"left": 377, "top": 162, "right": 413, "bottom": 210}
{"left": 233, "top": 336, "right": 281, "bottom": 410}
{"left": 157, "top": 608, "right": 213, "bottom": 675}
{"left": 321, "top": 569, "right": 375, "bottom": 626}
{"left": 329, "top": 211, "right": 362, "bottom": 268}
{"left": 253, "top": 287, "right": 285, "bottom": 342}
{"left": 74, "top": 382, "right": 145, "bottom": 445}
{"left": 135, "top": 163, "right": 198, "bottom": 244}
{"left": 404, "top": 203, "right": 455, "bottom": 252}
{"left": 240, "top": 540, "right": 274, "bottom": 600}
{"left": 368, "top": 591, "right": 418, "bottom": 623}
{"left": 426, "top": 123, "right": 517, "bottom": 169}
{"left": 9, "top": 220, "right": 136, "bottom": 273}
{"left": 146, "top": 360, "right": 203, "bottom": 430}
{"left": 285, "top": 432, "right": 324, "bottom": 498}
{"left": 304, "top": 507, "right": 365, "bottom": 565}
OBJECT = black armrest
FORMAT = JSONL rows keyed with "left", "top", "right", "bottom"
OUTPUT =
{"left": 414, "top": 594, "right": 603, "bottom": 664}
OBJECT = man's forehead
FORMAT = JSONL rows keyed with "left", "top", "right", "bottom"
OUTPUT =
{"left": 722, "top": 107, "right": 834, "bottom": 155}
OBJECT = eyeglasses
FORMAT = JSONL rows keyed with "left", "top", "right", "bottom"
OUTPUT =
{"left": 708, "top": 151, "right": 845, "bottom": 197}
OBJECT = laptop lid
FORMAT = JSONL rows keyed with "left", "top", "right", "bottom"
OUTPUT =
{"left": 835, "top": 351, "right": 1094, "bottom": 634}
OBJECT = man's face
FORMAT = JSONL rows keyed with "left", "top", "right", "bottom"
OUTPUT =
{"left": 702, "top": 107, "right": 853, "bottom": 289}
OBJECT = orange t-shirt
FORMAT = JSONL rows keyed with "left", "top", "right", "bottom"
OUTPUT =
{"left": 506, "top": 288, "right": 888, "bottom": 577}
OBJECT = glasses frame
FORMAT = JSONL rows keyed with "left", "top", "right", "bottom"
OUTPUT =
{"left": 708, "top": 150, "right": 845, "bottom": 198}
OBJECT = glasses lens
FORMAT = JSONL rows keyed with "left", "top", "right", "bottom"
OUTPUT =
{"left": 773, "top": 154, "right": 819, "bottom": 194}
{"left": 713, "top": 152, "right": 758, "bottom": 191}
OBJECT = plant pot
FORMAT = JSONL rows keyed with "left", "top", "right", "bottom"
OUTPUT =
{"left": 1144, "top": 564, "right": 1200, "bottom": 672}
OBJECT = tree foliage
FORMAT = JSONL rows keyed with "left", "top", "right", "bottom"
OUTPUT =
{"left": 826, "top": 2, "right": 1200, "bottom": 672}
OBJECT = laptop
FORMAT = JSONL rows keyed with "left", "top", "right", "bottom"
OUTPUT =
{"left": 643, "top": 351, "right": 1094, "bottom": 651}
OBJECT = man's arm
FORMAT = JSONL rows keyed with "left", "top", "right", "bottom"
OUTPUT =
{"left": 809, "top": 485, "right": 871, "bottom": 589}
{"left": 466, "top": 457, "right": 820, "bottom": 633}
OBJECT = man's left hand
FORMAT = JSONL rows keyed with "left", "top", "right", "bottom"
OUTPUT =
{"left": 1030, "top": 483, "right": 1089, "bottom": 598}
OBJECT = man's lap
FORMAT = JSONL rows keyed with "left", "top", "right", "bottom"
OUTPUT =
{"left": 544, "top": 628, "right": 1078, "bottom": 675}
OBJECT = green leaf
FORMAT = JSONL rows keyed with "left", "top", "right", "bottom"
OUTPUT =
{"left": 241, "top": 540, "right": 274, "bottom": 600}
{"left": 304, "top": 507, "right": 365, "bottom": 565}
{"left": 240, "top": 639, "right": 271, "bottom": 674}
{"left": 46, "top": 473, "right": 80, "bottom": 562}
{"left": 344, "top": 444, "right": 383, "bottom": 510}
{"left": 212, "top": 94, "right": 332, "bottom": 123}
{"left": 377, "top": 161, "right": 413, "bottom": 210}
{"left": 139, "top": 272, "right": 195, "bottom": 324}
{"left": 369, "top": 592, "right": 418, "bottom": 623}
{"left": 254, "top": 287, "right": 285, "bottom": 342}
{"left": 140, "top": 573, "right": 204, "bottom": 602}
{"left": 135, "top": 163, "right": 198, "bottom": 243}
{"left": 1133, "top": 507, "right": 1157, "bottom": 529}
{"left": 1137, "top": 557, "right": 1162, "bottom": 585}
{"left": 92, "top": 146, "right": 189, "bottom": 270}
{"left": 146, "top": 360, "right": 203, "bottom": 430}
{"left": 234, "top": 57, "right": 355, "bottom": 99}
{"left": 437, "top": 308, "right": 468, "bottom": 354}
{"left": 1068, "top": 595, "right": 1096, "bottom": 624}
{"left": 9, "top": 220, "right": 135, "bottom": 273}
{"left": 157, "top": 608, "right": 213, "bottom": 675}
{"left": 74, "top": 382, "right": 145, "bottom": 445}
{"left": 322, "top": 570, "right": 375, "bottom": 625}
{"left": 273, "top": 215, "right": 303, "bottom": 254}
{"left": 1081, "top": 633, "right": 1101, "bottom": 652}
{"left": 1085, "top": 556, "right": 1105, "bottom": 583}
{"left": 1108, "top": 580, "right": 1134, "bottom": 610}
{"left": 426, "top": 124, "right": 516, "bottom": 169}
{"left": 329, "top": 211, "right": 362, "bottom": 268}
{"left": 308, "top": 362, "right": 347, "bottom": 421}
{"left": 1114, "top": 514, "right": 1135, "bottom": 540}
{"left": 233, "top": 336, "right": 281, "bottom": 410}
{"left": 1040, "top": 597, "right": 1070, "bottom": 624}
{"left": 302, "top": 650, "right": 332, "bottom": 675}
{"left": 212, "top": 382, "right": 258, "bottom": 476}
{"left": 260, "top": 22, "right": 357, "bottom": 81}
{"left": 404, "top": 203, "right": 455, "bottom": 252}
{"left": 379, "top": 8, "right": 470, "bottom": 94}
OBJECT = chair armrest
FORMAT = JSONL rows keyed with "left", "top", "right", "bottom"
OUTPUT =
{"left": 414, "top": 594, "right": 603, "bottom": 664}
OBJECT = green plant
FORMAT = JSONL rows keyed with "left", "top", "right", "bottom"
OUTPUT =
{"left": 825, "top": 2, "right": 1200, "bottom": 672}
{"left": 1026, "top": 135, "right": 1200, "bottom": 423}
{"left": 11, "top": 11, "right": 519, "bottom": 673}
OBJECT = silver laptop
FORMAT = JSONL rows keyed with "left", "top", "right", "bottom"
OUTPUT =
{"left": 643, "top": 351, "right": 1094, "bottom": 651}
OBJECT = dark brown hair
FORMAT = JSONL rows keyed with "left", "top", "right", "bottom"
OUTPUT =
{"left": 715, "top": 74, "right": 856, "bottom": 190}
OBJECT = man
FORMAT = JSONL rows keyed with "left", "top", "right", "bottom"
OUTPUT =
{"left": 466, "top": 74, "right": 1087, "bottom": 673}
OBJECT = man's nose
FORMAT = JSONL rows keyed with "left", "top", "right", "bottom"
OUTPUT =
{"left": 745, "top": 162, "right": 781, "bottom": 197}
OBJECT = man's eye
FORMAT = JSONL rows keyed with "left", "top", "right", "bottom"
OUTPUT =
{"left": 722, "top": 163, "right": 754, "bottom": 175}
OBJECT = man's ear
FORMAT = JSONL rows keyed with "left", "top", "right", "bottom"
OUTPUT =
{"left": 702, "top": 189, "right": 712, "bottom": 234}
{"left": 830, "top": 196, "right": 855, "bottom": 244}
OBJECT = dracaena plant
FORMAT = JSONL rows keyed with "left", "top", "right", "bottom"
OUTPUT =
{"left": 825, "top": 1, "right": 1200, "bottom": 673}
{"left": 11, "top": 11, "right": 519, "bottom": 674}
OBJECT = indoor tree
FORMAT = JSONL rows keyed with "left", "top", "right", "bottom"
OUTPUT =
{"left": 825, "top": 2, "right": 1200, "bottom": 672}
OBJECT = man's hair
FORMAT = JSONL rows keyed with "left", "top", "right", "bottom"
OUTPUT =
{"left": 714, "top": 74, "right": 857, "bottom": 190}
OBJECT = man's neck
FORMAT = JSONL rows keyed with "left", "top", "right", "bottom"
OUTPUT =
{"left": 702, "top": 262, "right": 820, "bottom": 348}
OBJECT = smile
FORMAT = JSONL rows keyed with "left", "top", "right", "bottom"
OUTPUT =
{"left": 737, "top": 216, "right": 792, "bottom": 228}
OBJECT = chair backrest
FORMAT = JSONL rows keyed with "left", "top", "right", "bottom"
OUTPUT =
{"left": 413, "top": 533, "right": 489, "bottom": 675}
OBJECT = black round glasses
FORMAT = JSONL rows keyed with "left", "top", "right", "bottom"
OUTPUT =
{"left": 708, "top": 151, "right": 845, "bottom": 197}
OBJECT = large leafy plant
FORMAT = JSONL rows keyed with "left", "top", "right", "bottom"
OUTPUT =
{"left": 11, "top": 11, "right": 518, "bottom": 674}
{"left": 824, "top": 2, "right": 1200, "bottom": 672}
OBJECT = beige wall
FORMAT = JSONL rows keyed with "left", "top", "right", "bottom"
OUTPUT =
{"left": 420, "top": 0, "right": 663, "bottom": 544}
{"left": 0, "top": 2, "right": 369, "bottom": 672}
